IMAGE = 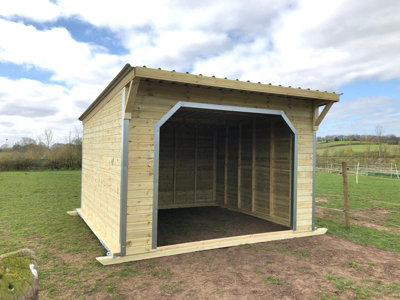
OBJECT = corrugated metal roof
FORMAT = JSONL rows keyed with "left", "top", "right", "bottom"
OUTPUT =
{"left": 79, "top": 64, "right": 340, "bottom": 121}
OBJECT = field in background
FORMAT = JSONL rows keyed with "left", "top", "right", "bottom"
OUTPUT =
{"left": 317, "top": 141, "right": 400, "bottom": 167}
{"left": 0, "top": 170, "right": 399, "bottom": 299}
{"left": 317, "top": 142, "right": 400, "bottom": 154}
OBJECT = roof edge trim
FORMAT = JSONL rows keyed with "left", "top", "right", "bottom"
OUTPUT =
{"left": 79, "top": 64, "right": 340, "bottom": 122}
{"left": 79, "top": 64, "right": 134, "bottom": 121}
{"left": 134, "top": 67, "right": 340, "bottom": 102}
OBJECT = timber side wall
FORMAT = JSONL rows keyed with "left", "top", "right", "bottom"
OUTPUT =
{"left": 81, "top": 90, "right": 123, "bottom": 253}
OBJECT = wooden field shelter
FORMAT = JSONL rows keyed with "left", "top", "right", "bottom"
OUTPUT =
{"left": 73, "top": 64, "right": 339, "bottom": 265}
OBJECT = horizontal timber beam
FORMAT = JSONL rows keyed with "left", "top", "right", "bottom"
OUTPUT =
{"left": 96, "top": 228, "right": 328, "bottom": 265}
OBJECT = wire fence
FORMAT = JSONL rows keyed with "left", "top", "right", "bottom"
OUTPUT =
{"left": 317, "top": 161, "right": 400, "bottom": 179}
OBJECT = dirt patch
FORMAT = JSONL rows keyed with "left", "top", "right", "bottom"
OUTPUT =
{"left": 114, "top": 235, "right": 400, "bottom": 299}
{"left": 158, "top": 207, "right": 289, "bottom": 246}
{"left": 317, "top": 206, "right": 400, "bottom": 235}
{"left": 57, "top": 252, "right": 85, "bottom": 265}
{"left": 354, "top": 207, "right": 391, "bottom": 221}
{"left": 316, "top": 197, "right": 329, "bottom": 203}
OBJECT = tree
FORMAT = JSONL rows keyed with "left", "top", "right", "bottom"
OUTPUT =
{"left": 43, "top": 129, "right": 53, "bottom": 149}
{"left": 19, "top": 137, "right": 36, "bottom": 146}
{"left": 387, "top": 134, "right": 399, "bottom": 145}
{"left": 38, "top": 129, "right": 53, "bottom": 149}
{"left": 375, "top": 125, "right": 384, "bottom": 157}
{"left": 0, "top": 144, "right": 9, "bottom": 151}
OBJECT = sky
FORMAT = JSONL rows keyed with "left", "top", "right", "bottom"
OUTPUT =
{"left": 0, "top": 0, "right": 400, "bottom": 146}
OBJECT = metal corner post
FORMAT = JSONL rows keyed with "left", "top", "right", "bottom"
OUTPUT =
{"left": 312, "top": 131, "right": 317, "bottom": 230}
{"left": 119, "top": 88, "right": 129, "bottom": 256}
{"left": 291, "top": 133, "right": 298, "bottom": 231}
{"left": 280, "top": 111, "right": 298, "bottom": 231}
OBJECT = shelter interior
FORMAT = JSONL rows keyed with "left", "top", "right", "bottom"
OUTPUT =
{"left": 157, "top": 107, "right": 294, "bottom": 246}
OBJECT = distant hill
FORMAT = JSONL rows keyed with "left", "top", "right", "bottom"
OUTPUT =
{"left": 317, "top": 141, "right": 400, "bottom": 165}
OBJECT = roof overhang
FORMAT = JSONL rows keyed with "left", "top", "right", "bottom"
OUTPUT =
{"left": 79, "top": 64, "right": 340, "bottom": 121}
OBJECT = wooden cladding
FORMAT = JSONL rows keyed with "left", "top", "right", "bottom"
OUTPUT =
{"left": 80, "top": 90, "right": 123, "bottom": 254}
{"left": 216, "top": 119, "right": 292, "bottom": 227}
{"left": 158, "top": 114, "right": 292, "bottom": 227}
{"left": 158, "top": 124, "right": 216, "bottom": 208}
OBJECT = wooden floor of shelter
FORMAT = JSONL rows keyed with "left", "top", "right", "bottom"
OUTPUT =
{"left": 157, "top": 206, "right": 290, "bottom": 246}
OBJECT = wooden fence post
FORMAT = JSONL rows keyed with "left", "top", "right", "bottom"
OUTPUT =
{"left": 342, "top": 162, "right": 350, "bottom": 228}
{"left": 356, "top": 162, "right": 360, "bottom": 184}
{"left": 390, "top": 163, "right": 393, "bottom": 178}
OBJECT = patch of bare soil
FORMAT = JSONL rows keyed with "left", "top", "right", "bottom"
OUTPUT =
{"left": 115, "top": 235, "right": 400, "bottom": 299}
{"left": 316, "top": 197, "right": 329, "bottom": 203}
{"left": 157, "top": 207, "right": 289, "bottom": 246}
{"left": 317, "top": 206, "right": 400, "bottom": 235}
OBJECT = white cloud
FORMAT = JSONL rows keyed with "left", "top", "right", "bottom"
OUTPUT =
{"left": 4, "top": 0, "right": 399, "bottom": 90}
{"left": 56, "top": 0, "right": 291, "bottom": 32}
{"left": 0, "top": 0, "right": 62, "bottom": 22}
{"left": 1, "top": 0, "right": 400, "bottom": 145}
{"left": 0, "top": 76, "right": 102, "bottom": 144}
{"left": 193, "top": 0, "right": 400, "bottom": 91}
{"left": 319, "top": 97, "right": 400, "bottom": 136}
{"left": 0, "top": 18, "right": 124, "bottom": 86}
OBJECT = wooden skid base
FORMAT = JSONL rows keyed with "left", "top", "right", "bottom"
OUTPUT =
{"left": 66, "top": 210, "right": 78, "bottom": 216}
{"left": 97, "top": 228, "right": 327, "bottom": 265}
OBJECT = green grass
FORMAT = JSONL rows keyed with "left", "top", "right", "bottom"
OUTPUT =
{"left": 347, "top": 261, "right": 366, "bottom": 272}
{"left": 0, "top": 171, "right": 88, "bottom": 253}
{"left": 159, "top": 281, "right": 183, "bottom": 294}
{"left": 0, "top": 171, "right": 110, "bottom": 298}
{"left": 316, "top": 171, "right": 400, "bottom": 253}
{"left": 316, "top": 141, "right": 400, "bottom": 165}
{"left": 265, "top": 275, "right": 286, "bottom": 285}
{"left": 317, "top": 141, "right": 400, "bottom": 152}
{"left": 0, "top": 170, "right": 399, "bottom": 298}
{"left": 323, "top": 273, "right": 400, "bottom": 299}
{"left": 316, "top": 218, "right": 400, "bottom": 254}
{"left": 316, "top": 172, "right": 400, "bottom": 211}
{"left": 317, "top": 140, "right": 363, "bottom": 147}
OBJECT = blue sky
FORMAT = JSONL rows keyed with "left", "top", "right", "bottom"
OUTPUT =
{"left": 0, "top": 0, "right": 399, "bottom": 145}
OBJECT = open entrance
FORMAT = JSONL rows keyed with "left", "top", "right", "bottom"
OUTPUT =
{"left": 153, "top": 102, "right": 297, "bottom": 249}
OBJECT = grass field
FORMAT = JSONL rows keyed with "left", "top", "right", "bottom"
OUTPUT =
{"left": 317, "top": 140, "right": 364, "bottom": 147}
{"left": 0, "top": 170, "right": 399, "bottom": 299}
{"left": 317, "top": 141, "right": 400, "bottom": 155}
{"left": 317, "top": 143, "right": 400, "bottom": 154}
{"left": 316, "top": 141, "right": 400, "bottom": 166}
{"left": 316, "top": 171, "right": 400, "bottom": 252}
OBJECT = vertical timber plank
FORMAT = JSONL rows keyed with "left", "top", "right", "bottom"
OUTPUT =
{"left": 213, "top": 129, "right": 217, "bottom": 202}
{"left": 238, "top": 123, "right": 242, "bottom": 208}
{"left": 251, "top": 119, "right": 256, "bottom": 213}
{"left": 269, "top": 121, "right": 275, "bottom": 217}
{"left": 224, "top": 125, "right": 229, "bottom": 205}
{"left": 173, "top": 127, "right": 177, "bottom": 204}
{"left": 194, "top": 127, "right": 198, "bottom": 202}
{"left": 313, "top": 104, "right": 319, "bottom": 131}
